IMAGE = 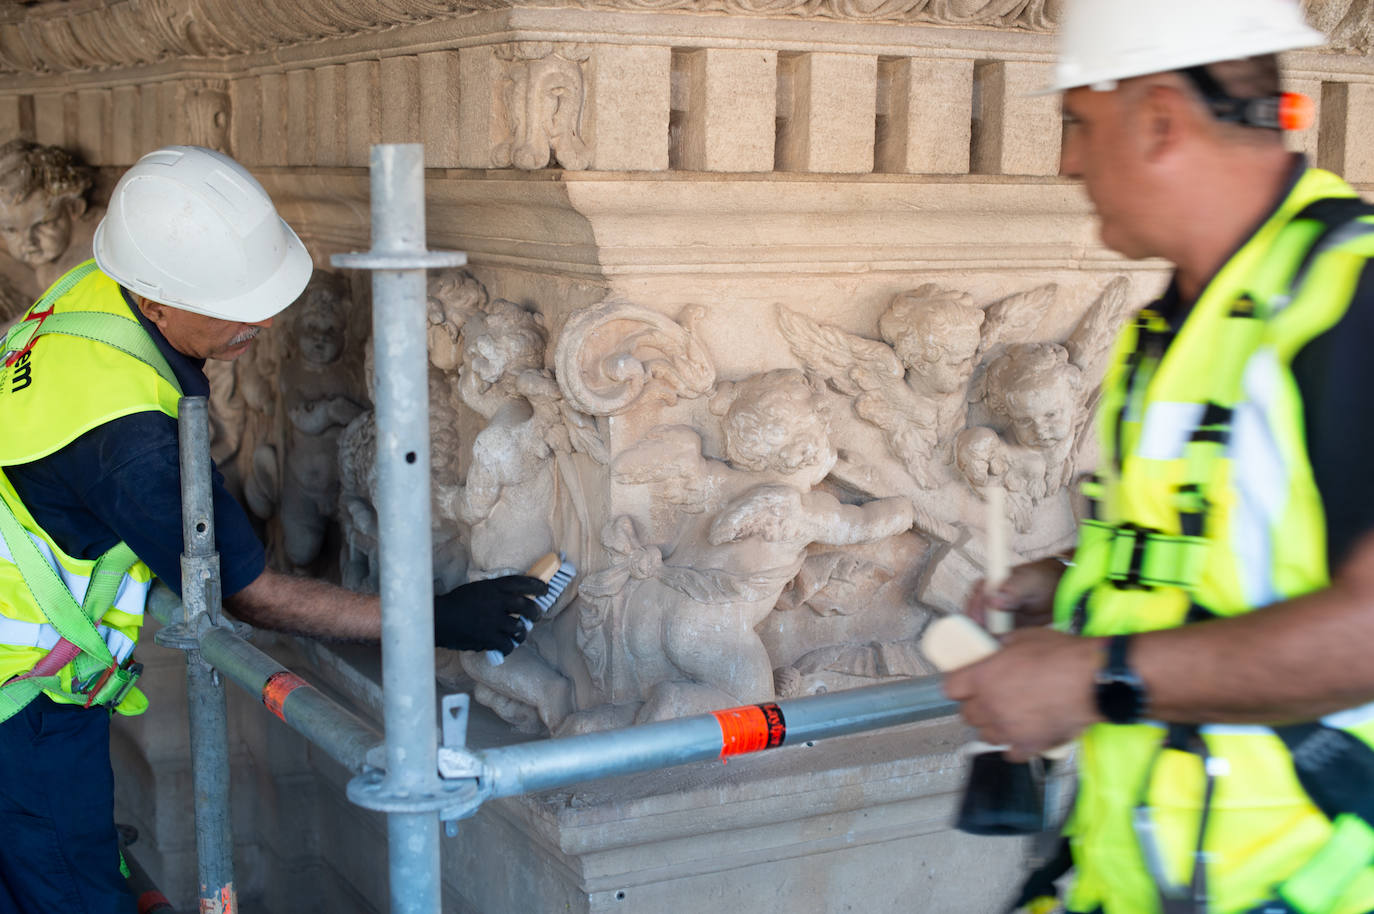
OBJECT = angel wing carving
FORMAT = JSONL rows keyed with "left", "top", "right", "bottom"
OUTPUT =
{"left": 776, "top": 305, "right": 904, "bottom": 397}
{"left": 976, "top": 283, "right": 1057, "bottom": 360}
{"left": 1064, "top": 275, "right": 1134, "bottom": 387}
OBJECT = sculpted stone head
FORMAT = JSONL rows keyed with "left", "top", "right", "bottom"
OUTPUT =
{"left": 716, "top": 369, "right": 836, "bottom": 484}
{"left": 0, "top": 139, "right": 93, "bottom": 268}
{"left": 296, "top": 272, "right": 349, "bottom": 365}
{"left": 984, "top": 343, "right": 1081, "bottom": 450}
{"left": 459, "top": 300, "right": 546, "bottom": 415}
{"left": 427, "top": 270, "right": 487, "bottom": 372}
{"left": 879, "top": 285, "right": 985, "bottom": 395}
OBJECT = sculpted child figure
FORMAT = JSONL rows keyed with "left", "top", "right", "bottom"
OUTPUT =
{"left": 276, "top": 273, "right": 365, "bottom": 569}
{"left": 605, "top": 369, "right": 915, "bottom": 720}
{"left": 0, "top": 139, "right": 102, "bottom": 315}
{"left": 444, "top": 298, "right": 558, "bottom": 575}
{"left": 979, "top": 342, "right": 1085, "bottom": 497}
{"left": 778, "top": 286, "right": 986, "bottom": 490}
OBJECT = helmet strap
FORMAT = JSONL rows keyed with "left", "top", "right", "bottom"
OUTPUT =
{"left": 1181, "top": 65, "right": 1284, "bottom": 130}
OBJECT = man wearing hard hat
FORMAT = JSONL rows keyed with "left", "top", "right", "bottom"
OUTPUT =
{"left": 0, "top": 146, "right": 545, "bottom": 912}
{"left": 947, "top": 1, "right": 1374, "bottom": 913}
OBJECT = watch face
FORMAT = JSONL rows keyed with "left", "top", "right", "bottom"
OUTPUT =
{"left": 1096, "top": 674, "right": 1144, "bottom": 725}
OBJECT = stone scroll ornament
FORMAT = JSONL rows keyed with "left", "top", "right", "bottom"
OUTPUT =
{"left": 493, "top": 42, "right": 592, "bottom": 171}
{"left": 553, "top": 300, "right": 716, "bottom": 417}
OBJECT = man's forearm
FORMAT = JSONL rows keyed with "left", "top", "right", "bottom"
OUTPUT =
{"left": 1139, "top": 533, "right": 1374, "bottom": 724}
{"left": 225, "top": 568, "right": 382, "bottom": 643}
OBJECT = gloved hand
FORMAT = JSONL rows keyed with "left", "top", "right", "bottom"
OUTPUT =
{"left": 433, "top": 575, "right": 548, "bottom": 654}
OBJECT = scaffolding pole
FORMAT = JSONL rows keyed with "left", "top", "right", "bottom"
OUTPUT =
{"left": 333, "top": 144, "right": 468, "bottom": 914}
{"left": 444, "top": 677, "right": 958, "bottom": 803}
{"left": 157, "top": 396, "right": 236, "bottom": 914}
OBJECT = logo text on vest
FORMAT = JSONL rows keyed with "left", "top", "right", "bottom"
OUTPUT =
{"left": 10, "top": 351, "right": 31, "bottom": 393}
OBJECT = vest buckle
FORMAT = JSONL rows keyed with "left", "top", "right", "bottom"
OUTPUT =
{"left": 79, "top": 659, "right": 143, "bottom": 710}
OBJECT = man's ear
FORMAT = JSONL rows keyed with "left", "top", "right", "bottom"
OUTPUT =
{"left": 135, "top": 295, "right": 167, "bottom": 325}
{"left": 1140, "top": 83, "right": 1190, "bottom": 164}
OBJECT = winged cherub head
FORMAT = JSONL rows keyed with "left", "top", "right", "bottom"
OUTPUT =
{"left": 717, "top": 369, "right": 836, "bottom": 486}
{"left": 984, "top": 343, "right": 1082, "bottom": 451}
{"left": 878, "top": 286, "right": 985, "bottom": 396}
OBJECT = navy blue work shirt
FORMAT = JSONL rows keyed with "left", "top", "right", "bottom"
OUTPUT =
{"left": 6, "top": 289, "right": 266, "bottom": 598}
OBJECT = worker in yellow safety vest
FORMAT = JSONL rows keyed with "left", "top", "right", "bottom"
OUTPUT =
{"left": 0, "top": 146, "right": 547, "bottom": 913}
{"left": 946, "top": 1, "right": 1374, "bottom": 913}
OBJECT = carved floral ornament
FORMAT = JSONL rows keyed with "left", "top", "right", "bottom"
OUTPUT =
{"left": 0, "top": 0, "right": 1364, "bottom": 75}
{"left": 493, "top": 42, "right": 591, "bottom": 171}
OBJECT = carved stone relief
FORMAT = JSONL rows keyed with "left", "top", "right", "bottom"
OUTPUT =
{"left": 493, "top": 42, "right": 592, "bottom": 171}
{"left": 1305, "top": 0, "right": 1374, "bottom": 51}
{"left": 553, "top": 300, "right": 715, "bottom": 415}
{"left": 209, "top": 264, "right": 1137, "bottom": 734}
{"left": 0, "top": 139, "right": 101, "bottom": 315}
{"left": 779, "top": 277, "right": 1132, "bottom": 615}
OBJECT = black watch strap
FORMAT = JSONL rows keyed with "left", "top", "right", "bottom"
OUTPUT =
{"left": 1096, "top": 634, "right": 1147, "bottom": 725}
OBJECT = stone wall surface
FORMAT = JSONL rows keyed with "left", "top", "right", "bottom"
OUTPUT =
{"left": 0, "top": 0, "right": 1368, "bottom": 911}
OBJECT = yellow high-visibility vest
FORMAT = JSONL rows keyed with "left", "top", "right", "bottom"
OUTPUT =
{"left": 1056, "top": 169, "right": 1374, "bottom": 914}
{"left": 0, "top": 262, "right": 181, "bottom": 717}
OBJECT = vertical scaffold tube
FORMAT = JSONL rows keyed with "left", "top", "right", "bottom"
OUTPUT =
{"left": 177, "top": 396, "right": 236, "bottom": 913}
{"left": 370, "top": 145, "right": 441, "bottom": 914}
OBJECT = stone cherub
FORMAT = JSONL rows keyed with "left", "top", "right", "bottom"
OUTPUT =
{"left": 778, "top": 283, "right": 1052, "bottom": 490}
{"left": 957, "top": 276, "right": 1135, "bottom": 526}
{"left": 440, "top": 297, "right": 605, "bottom": 576}
{"left": 431, "top": 294, "right": 608, "bottom": 734}
{"left": 584, "top": 369, "right": 915, "bottom": 723}
{"left": 0, "top": 139, "right": 103, "bottom": 318}
{"left": 248, "top": 271, "right": 365, "bottom": 569}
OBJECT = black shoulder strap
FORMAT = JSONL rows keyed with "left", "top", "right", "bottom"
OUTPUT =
{"left": 1283, "top": 197, "right": 1374, "bottom": 304}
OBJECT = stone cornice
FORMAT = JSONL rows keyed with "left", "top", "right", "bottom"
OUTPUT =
{"left": 0, "top": 0, "right": 1364, "bottom": 78}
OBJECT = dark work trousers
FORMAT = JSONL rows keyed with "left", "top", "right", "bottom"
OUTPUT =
{"left": 0, "top": 696, "right": 134, "bottom": 914}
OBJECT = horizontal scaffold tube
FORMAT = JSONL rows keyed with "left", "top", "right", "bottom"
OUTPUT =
{"left": 148, "top": 588, "right": 383, "bottom": 775}
{"left": 466, "top": 676, "right": 958, "bottom": 800}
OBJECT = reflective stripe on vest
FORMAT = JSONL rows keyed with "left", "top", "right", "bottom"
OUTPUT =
{"left": 0, "top": 618, "right": 135, "bottom": 664}
{"left": 0, "top": 522, "right": 149, "bottom": 624}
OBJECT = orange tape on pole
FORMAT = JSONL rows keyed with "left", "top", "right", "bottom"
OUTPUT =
{"left": 713, "top": 702, "right": 786, "bottom": 760}
{"left": 261, "top": 671, "right": 308, "bottom": 722}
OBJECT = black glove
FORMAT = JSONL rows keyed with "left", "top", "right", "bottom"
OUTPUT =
{"left": 433, "top": 575, "right": 548, "bottom": 654}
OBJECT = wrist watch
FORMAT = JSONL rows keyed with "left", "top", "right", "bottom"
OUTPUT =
{"left": 1094, "top": 634, "right": 1148, "bottom": 724}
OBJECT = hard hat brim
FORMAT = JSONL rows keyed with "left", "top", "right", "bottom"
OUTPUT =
{"left": 96, "top": 215, "right": 314, "bottom": 324}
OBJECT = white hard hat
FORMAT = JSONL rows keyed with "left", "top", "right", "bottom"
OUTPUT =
{"left": 1047, "top": 0, "right": 1327, "bottom": 94}
{"left": 94, "top": 145, "right": 312, "bottom": 323}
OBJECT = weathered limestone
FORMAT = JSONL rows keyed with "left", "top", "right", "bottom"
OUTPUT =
{"left": 1320, "top": 80, "right": 1374, "bottom": 183}
{"left": 671, "top": 48, "right": 777, "bottom": 173}
{"left": 875, "top": 57, "right": 975, "bottom": 175}
{"left": 972, "top": 60, "right": 1060, "bottom": 177}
